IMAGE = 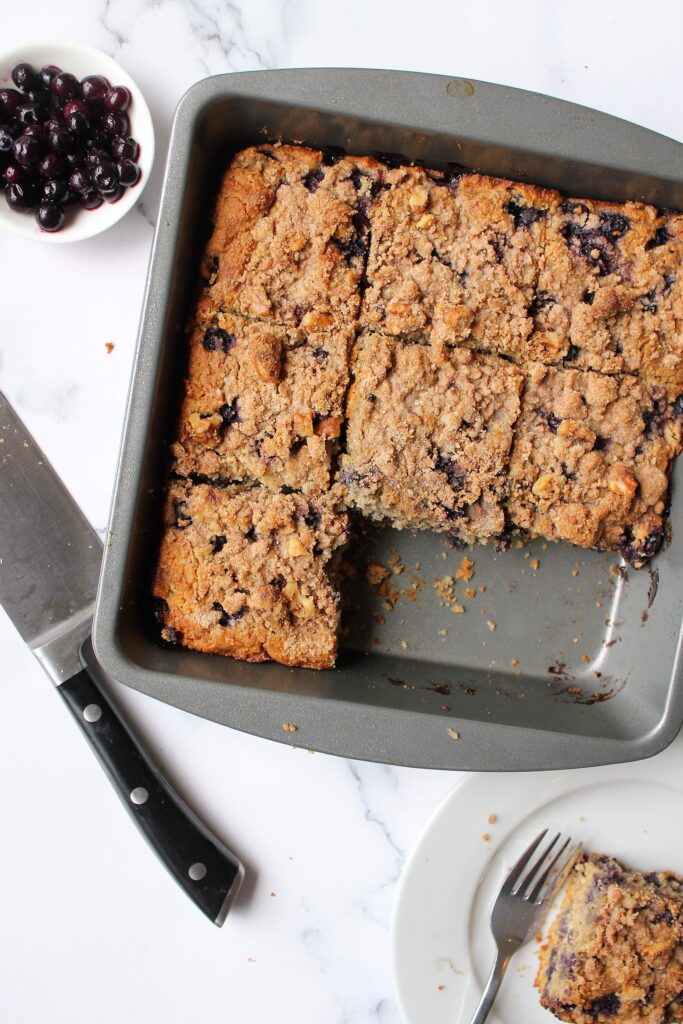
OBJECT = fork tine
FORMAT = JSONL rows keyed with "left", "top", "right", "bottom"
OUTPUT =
{"left": 540, "top": 843, "right": 583, "bottom": 908}
{"left": 500, "top": 829, "right": 548, "bottom": 894}
{"left": 526, "top": 836, "right": 571, "bottom": 902}
{"left": 514, "top": 832, "right": 560, "bottom": 896}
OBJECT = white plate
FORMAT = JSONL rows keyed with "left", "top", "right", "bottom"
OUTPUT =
{"left": 391, "top": 734, "right": 683, "bottom": 1024}
{"left": 0, "top": 39, "right": 154, "bottom": 242}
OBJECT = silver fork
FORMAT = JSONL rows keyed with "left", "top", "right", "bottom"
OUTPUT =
{"left": 469, "top": 829, "right": 582, "bottom": 1024}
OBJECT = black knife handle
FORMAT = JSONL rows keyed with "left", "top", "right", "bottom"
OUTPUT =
{"left": 57, "top": 665, "right": 244, "bottom": 925}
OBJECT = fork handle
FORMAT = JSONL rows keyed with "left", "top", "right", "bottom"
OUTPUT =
{"left": 470, "top": 950, "right": 510, "bottom": 1024}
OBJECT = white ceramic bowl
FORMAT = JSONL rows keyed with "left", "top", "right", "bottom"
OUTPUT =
{"left": 0, "top": 39, "right": 154, "bottom": 243}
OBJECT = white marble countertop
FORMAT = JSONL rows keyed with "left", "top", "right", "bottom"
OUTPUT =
{"left": 1, "top": 2, "right": 682, "bottom": 1022}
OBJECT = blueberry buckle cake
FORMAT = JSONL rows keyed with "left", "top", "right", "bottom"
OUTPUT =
{"left": 536, "top": 853, "right": 683, "bottom": 1024}
{"left": 153, "top": 143, "right": 683, "bottom": 669}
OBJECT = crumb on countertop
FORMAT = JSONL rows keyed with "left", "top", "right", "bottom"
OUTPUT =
{"left": 487, "top": 813, "right": 497, "bottom": 824}
{"left": 282, "top": 722, "right": 297, "bottom": 732}
{"left": 447, "top": 727, "right": 460, "bottom": 740}
{"left": 105, "top": 342, "right": 115, "bottom": 354}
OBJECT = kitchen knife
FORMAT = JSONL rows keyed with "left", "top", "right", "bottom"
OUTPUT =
{"left": 0, "top": 391, "right": 243, "bottom": 925}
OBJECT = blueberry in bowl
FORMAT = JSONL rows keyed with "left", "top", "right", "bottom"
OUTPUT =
{"left": 0, "top": 39, "right": 154, "bottom": 242}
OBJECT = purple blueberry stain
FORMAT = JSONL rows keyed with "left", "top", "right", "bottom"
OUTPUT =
{"left": 312, "top": 347, "right": 329, "bottom": 360}
{"left": 269, "top": 575, "right": 285, "bottom": 589}
{"left": 559, "top": 952, "right": 580, "bottom": 979}
{"left": 304, "top": 506, "right": 322, "bottom": 530}
{"left": 528, "top": 290, "right": 556, "bottom": 316}
{"left": 534, "top": 406, "right": 561, "bottom": 433}
{"left": 587, "top": 994, "right": 621, "bottom": 1017}
{"left": 245, "top": 525, "right": 257, "bottom": 542}
{"left": 652, "top": 907, "right": 675, "bottom": 925}
{"left": 435, "top": 453, "right": 468, "bottom": 491}
{"left": 561, "top": 221, "right": 617, "bottom": 276}
{"left": 303, "top": 167, "right": 324, "bottom": 193}
{"left": 332, "top": 233, "right": 367, "bottom": 265}
{"left": 490, "top": 232, "right": 507, "bottom": 263}
{"left": 340, "top": 468, "right": 369, "bottom": 488}
{"left": 582, "top": 289, "right": 595, "bottom": 305}
{"left": 212, "top": 602, "right": 246, "bottom": 627}
{"left": 352, "top": 208, "right": 370, "bottom": 234}
{"left": 211, "top": 534, "right": 227, "bottom": 554}
{"left": 203, "top": 327, "right": 236, "bottom": 353}
{"left": 561, "top": 199, "right": 590, "bottom": 221}
{"left": 620, "top": 525, "right": 664, "bottom": 568}
{"left": 599, "top": 212, "right": 630, "bottom": 239}
{"left": 663, "top": 273, "right": 676, "bottom": 295}
{"left": 641, "top": 290, "right": 658, "bottom": 314}
{"left": 172, "top": 499, "right": 192, "bottom": 528}
{"left": 433, "top": 249, "right": 453, "bottom": 269}
{"left": 505, "top": 199, "right": 547, "bottom": 229}
{"left": 645, "top": 225, "right": 670, "bottom": 250}
{"left": 371, "top": 150, "right": 407, "bottom": 169}
{"left": 218, "top": 398, "right": 239, "bottom": 429}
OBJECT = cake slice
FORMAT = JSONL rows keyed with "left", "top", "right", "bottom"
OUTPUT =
{"left": 200, "top": 144, "right": 383, "bottom": 329}
{"left": 536, "top": 201, "right": 683, "bottom": 396}
{"left": 507, "top": 363, "right": 682, "bottom": 566}
{"left": 172, "top": 310, "right": 353, "bottom": 496}
{"left": 339, "top": 331, "right": 523, "bottom": 542}
{"left": 152, "top": 479, "right": 348, "bottom": 669}
{"left": 536, "top": 853, "right": 683, "bottom": 1024}
{"left": 360, "top": 165, "right": 555, "bottom": 357}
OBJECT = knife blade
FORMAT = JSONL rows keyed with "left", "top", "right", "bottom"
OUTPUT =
{"left": 0, "top": 391, "right": 244, "bottom": 925}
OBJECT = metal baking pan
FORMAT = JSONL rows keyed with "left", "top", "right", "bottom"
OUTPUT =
{"left": 93, "top": 69, "right": 683, "bottom": 770}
